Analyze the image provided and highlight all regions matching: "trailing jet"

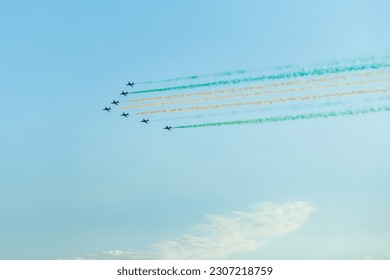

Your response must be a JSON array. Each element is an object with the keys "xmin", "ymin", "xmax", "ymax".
[
  {"xmin": 103, "ymin": 107, "xmax": 111, "ymax": 112},
  {"xmin": 120, "ymin": 91, "xmax": 129, "ymax": 96},
  {"xmin": 141, "ymin": 118, "xmax": 149, "ymax": 124},
  {"xmin": 126, "ymin": 82, "xmax": 135, "ymax": 87},
  {"xmin": 111, "ymin": 100, "xmax": 119, "ymax": 106},
  {"xmin": 121, "ymin": 113, "xmax": 129, "ymax": 118},
  {"xmin": 164, "ymin": 126, "xmax": 172, "ymax": 131}
]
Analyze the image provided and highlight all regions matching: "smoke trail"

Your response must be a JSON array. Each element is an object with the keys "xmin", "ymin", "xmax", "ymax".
[
  {"xmin": 154, "ymin": 94, "xmax": 390, "ymax": 122},
  {"xmin": 121, "ymin": 77, "xmax": 390, "ymax": 109},
  {"xmin": 136, "ymin": 55, "xmax": 390, "ymax": 85},
  {"xmin": 138, "ymin": 63, "xmax": 322, "ymax": 85},
  {"xmin": 129, "ymin": 61, "xmax": 390, "ymax": 95},
  {"xmin": 135, "ymin": 88, "xmax": 390, "ymax": 115},
  {"xmin": 174, "ymin": 106, "xmax": 390, "ymax": 129},
  {"xmin": 139, "ymin": 69, "xmax": 251, "ymax": 85},
  {"xmin": 125, "ymin": 69, "xmax": 388, "ymax": 103},
  {"xmin": 152, "ymin": 100, "xmax": 347, "ymax": 123},
  {"xmin": 125, "ymin": 74, "xmax": 346, "ymax": 103}
]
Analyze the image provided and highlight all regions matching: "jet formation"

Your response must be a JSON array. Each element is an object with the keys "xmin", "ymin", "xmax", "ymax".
[{"xmin": 102, "ymin": 81, "xmax": 172, "ymax": 131}]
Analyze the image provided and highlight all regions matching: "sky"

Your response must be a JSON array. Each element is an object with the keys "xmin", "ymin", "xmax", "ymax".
[{"xmin": 0, "ymin": 0, "xmax": 389, "ymax": 260}]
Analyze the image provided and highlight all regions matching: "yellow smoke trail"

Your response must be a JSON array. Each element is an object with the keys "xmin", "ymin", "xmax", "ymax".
[
  {"xmin": 135, "ymin": 88, "xmax": 390, "ymax": 115},
  {"xmin": 121, "ymin": 77, "xmax": 390, "ymax": 109},
  {"xmin": 125, "ymin": 69, "xmax": 389, "ymax": 104}
]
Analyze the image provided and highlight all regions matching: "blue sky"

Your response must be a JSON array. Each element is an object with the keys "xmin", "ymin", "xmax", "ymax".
[{"xmin": 0, "ymin": 0, "xmax": 389, "ymax": 259}]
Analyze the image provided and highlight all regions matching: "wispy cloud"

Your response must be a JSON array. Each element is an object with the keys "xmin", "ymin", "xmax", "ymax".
[
  {"xmin": 71, "ymin": 201, "xmax": 315, "ymax": 260},
  {"xmin": 362, "ymin": 254, "xmax": 390, "ymax": 260},
  {"xmin": 70, "ymin": 250, "xmax": 153, "ymax": 260},
  {"xmin": 155, "ymin": 201, "xmax": 316, "ymax": 259}
]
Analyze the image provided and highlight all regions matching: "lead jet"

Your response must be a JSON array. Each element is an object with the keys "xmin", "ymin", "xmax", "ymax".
[
  {"xmin": 126, "ymin": 82, "xmax": 135, "ymax": 87},
  {"xmin": 120, "ymin": 91, "xmax": 129, "ymax": 96},
  {"xmin": 111, "ymin": 100, "xmax": 119, "ymax": 106},
  {"xmin": 141, "ymin": 118, "xmax": 149, "ymax": 124},
  {"xmin": 103, "ymin": 106, "xmax": 111, "ymax": 112},
  {"xmin": 121, "ymin": 113, "xmax": 129, "ymax": 118},
  {"xmin": 164, "ymin": 126, "xmax": 172, "ymax": 131}
]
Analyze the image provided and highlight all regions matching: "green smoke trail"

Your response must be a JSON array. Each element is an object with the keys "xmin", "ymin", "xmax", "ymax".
[
  {"xmin": 139, "ymin": 69, "xmax": 251, "ymax": 85},
  {"xmin": 131, "ymin": 61, "xmax": 390, "ymax": 95},
  {"xmin": 137, "ymin": 55, "xmax": 390, "ymax": 85},
  {"xmin": 174, "ymin": 106, "xmax": 390, "ymax": 129}
]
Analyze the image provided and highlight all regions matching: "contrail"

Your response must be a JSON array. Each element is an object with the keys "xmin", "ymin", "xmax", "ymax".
[
  {"xmin": 135, "ymin": 88, "xmax": 390, "ymax": 115},
  {"xmin": 121, "ymin": 77, "xmax": 390, "ymax": 109},
  {"xmin": 125, "ymin": 69, "xmax": 388, "ymax": 103},
  {"xmin": 129, "ymin": 61, "xmax": 390, "ymax": 95},
  {"xmin": 174, "ymin": 106, "xmax": 390, "ymax": 129}
]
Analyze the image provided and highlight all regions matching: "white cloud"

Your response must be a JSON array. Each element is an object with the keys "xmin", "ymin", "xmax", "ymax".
[
  {"xmin": 155, "ymin": 201, "xmax": 316, "ymax": 259},
  {"xmin": 72, "ymin": 201, "xmax": 316, "ymax": 260}
]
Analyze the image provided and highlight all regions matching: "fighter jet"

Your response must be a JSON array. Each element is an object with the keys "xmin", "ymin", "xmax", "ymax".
[
  {"xmin": 126, "ymin": 82, "xmax": 135, "ymax": 87},
  {"xmin": 164, "ymin": 126, "xmax": 172, "ymax": 131},
  {"xmin": 120, "ymin": 91, "xmax": 129, "ymax": 96},
  {"xmin": 121, "ymin": 113, "xmax": 129, "ymax": 118},
  {"xmin": 103, "ymin": 107, "xmax": 111, "ymax": 112},
  {"xmin": 141, "ymin": 119, "xmax": 149, "ymax": 124},
  {"xmin": 111, "ymin": 100, "xmax": 119, "ymax": 106}
]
